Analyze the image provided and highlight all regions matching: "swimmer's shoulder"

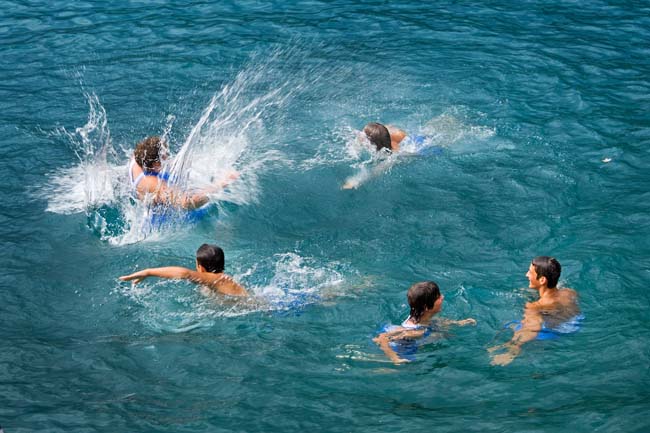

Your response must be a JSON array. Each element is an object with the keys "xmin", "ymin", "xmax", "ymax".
[
  {"xmin": 200, "ymin": 272, "xmax": 247, "ymax": 297},
  {"xmin": 558, "ymin": 287, "xmax": 579, "ymax": 312},
  {"xmin": 386, "ymin": 125, "xmax": 407, "ymax": 147}
]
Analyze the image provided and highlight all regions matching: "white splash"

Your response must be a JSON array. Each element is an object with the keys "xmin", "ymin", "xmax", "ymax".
[
  {"xmin": 44, "ymin": 47, "xmax": 312, "ymax": 244},
  {"xmin": 115, "ymin": 251, "xmax": 351, "ymax": 332}
]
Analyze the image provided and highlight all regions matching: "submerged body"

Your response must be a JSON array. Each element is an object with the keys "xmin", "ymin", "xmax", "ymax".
[
  {"xmin": 374, "ymin": 281, "xmax": 475, "ymax": 364},
  {"xmin": 342, "ymin": 122, "xmax": 441, "ymax": 189},
  {"xmin": 489, "ymin": 256, "xmax": 581, "ymax": 366}
]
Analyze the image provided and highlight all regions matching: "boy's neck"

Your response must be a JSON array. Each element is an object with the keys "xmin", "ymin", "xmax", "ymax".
[{"xmin": 538, "ymin": 285, "xmax": 558, "ymax": 300}]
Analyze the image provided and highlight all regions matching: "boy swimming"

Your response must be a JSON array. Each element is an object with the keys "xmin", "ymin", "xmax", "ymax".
[
  {"xmin": 488, "ymin": 256, "xmax": 581, "ymax": 366},
  {"xmin": 361, "ymin": 122, "xmax": 407, "ymax": 153},
  {"xmin": 119, "ymin": 244, "xmax": 247, "ymax": 297},
  {"xmin": 342, "ymin": 122, "xmax": 441, "ymax": 189},
  {"xmin": 373, "ymin": 281, "xmax": 476, "ymax": 364}
]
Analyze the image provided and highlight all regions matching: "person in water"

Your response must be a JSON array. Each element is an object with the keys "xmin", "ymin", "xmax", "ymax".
[
  {"xmin": 361, "ymin": 122, "xmax": 407, "ymax": 153},
  {"xmin": 488, "ymin": 256, "xmax": 580, "ymax": 366},
  {"xmin": 119, "ymin": 244, "xmax": 247, "ymax": 297},
  {"xmin": 129, "ymin": 136, "xmax": 236, "ymax": 209},
  {"xmin": 342, "ymin": 122, "xmax": 440, "ymax": 189},
  {"xmin": 373, "ymin": 281, "xmax": 476, "ymax": 364}
]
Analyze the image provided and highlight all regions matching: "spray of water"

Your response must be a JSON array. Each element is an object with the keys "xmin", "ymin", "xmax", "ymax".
[
  {"xmin": 335, "ymin": 108, "xmax": 497, "ymax": 189},
  {"xmin": 44, "ymin": 46, "xmax": 319, "ymax": 244},
  {"xmin": 116, "ymin": 251, "xmax": 350, "ymax": 331}
]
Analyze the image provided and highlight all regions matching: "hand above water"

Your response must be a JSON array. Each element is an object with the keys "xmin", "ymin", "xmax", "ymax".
[
  {"xmin": 119, "ymin": 270, "xmax": 148, "ymax": 284},
  {"xmin": 216, "ymin": 170, "xmax": 239, "ymax": 188}
]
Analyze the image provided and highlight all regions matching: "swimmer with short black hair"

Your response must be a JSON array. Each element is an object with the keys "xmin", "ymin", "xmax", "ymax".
[
  {"xmin": 488, "ymin": 256, "xmax": 580, "ymax": 366},
  {"xmin": 374, "ymin": 281, "xmax": 476, "ymax": 364},
  {"xmin": 119, "ymin": 243, "xmax": 247, "ymax": 297}
]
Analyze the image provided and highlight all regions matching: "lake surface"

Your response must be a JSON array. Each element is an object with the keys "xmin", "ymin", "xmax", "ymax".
[{"xmin": 1, "ymin": 1, "xmax": 649, "ymax": 431}]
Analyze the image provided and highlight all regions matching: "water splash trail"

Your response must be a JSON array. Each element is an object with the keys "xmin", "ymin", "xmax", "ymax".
[{"xmin": 44, "ymin": 45, "xmax": 323, "ymax": 244}]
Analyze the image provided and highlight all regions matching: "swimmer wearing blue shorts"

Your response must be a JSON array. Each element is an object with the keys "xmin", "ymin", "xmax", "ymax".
[
  {"xmin": 129, "ymin": 136, "xmax": 238, "ymax": 214},
  {"xmin": 488, "ymin": 256, "xmax": 581, "ymax": 366},
  {"xmin": 374, "ymin": 281, "xmax": 476, "ymax": 364}
]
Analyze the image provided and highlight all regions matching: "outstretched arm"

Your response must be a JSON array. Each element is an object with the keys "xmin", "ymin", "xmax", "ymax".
[
  {"xmin": 119, "ymin": 267, "xmax": 247, "ymax": 297},
  {"xmin": 488, "ymin": 304, "xmax": 543, "ymax": 366},
  {"xmin": 119, "ymin": 267, "xmax": 193, "ymax": 284},
  {"xmin": 438, "ymin": 318, "xmax": 477, "ymax": 327},
  {"xmin": 342, "ymin": 158, "xmax": 396, "ymax": 190},
  {"xmin": 155, "ymin": 183, "xmax": 209, "ymax": 210}
]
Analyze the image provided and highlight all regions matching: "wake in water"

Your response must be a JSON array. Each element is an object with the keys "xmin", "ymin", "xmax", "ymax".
[
  {"xmin": 116, "ymin": 251, "xmax": 353, "ymax": 332},
  {"xmin": 43, "ymin": 47, "xmax": 322, "ymax": 244},
  {"xmin": 333, "ymin": 108, "xmax": 497, "ymax": 189}
]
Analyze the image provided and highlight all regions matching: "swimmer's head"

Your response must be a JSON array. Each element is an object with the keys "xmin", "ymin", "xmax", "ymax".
[
  {"xmin": 530, "ymin": 256, "xmax": 561, "ymax": 289},
  {"xmin": 363, "ymin": 122, "xmax": 391, "ymax": 152},
  {"xmin": 407, "ymin": 281, "xmax": 443, "ymax": 323},
  {"xmin": 196, "ymin": 244, "xmax": 225, "ymax": 273},
  {"xmin": 134, "ymin": 136, "xmax": 167, "ymax": 172}
]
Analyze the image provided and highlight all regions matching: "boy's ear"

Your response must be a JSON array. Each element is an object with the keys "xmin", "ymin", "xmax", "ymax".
[{"xmin": 539, "ymin": 275, "xmax": 547, "ymax": 286}]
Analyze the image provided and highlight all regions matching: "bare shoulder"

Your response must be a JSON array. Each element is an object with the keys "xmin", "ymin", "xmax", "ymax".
[
  {"xmin": 137, "ymin": 175, "xmax": 163, "ymax": 195},
  {"xmin": 559, "ymin": 287, "xmax": 578, "ymax": 301},
  {"xmin": 195, "ymin": 272, "xmax": 247, "ymax": 297},
  {"xmin": 386, "ymin": 125, "xmax": 407, "ymax": 141}
]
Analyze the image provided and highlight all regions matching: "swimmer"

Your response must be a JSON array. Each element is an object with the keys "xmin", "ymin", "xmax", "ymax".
[
  {"xmin": 342, "ymin": 122, "xmax": 440, "ymax": 189},
  {"xmin": 488, "ymin": 256, "xmax": 580, "ymax": 366},
  {"xmin": 373, "ymin": 281, "xmax": 476, "ymax": 364},
  {"xmin": 119, "ymin": 243, "xmax": 247, "ymax": 297},
  {"xmin": 129, "ymin": 136, "xmax": 237, "ymax": 209},
  {"xmin": 361, "ymin": 122, "xmax": 407, "ymax": 153}
]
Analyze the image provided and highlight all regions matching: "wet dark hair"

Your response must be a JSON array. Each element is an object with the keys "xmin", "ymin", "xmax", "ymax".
[
  {"xmin": 196, "ymin": 244, "xmax": 225, "ymax": 273},
  {"xmin": 134, "ymin": 136, "xmax": 165, "ymax": 171},
  {"xmin": 363, "ymin": 122, "xmax": 391, "ymax": 151},
  {"xmin": 531, "ymin": 256, "xmax": 561, "ymax": 289},
  {"xmin": 407, "ymin": 281, "xmax": 441, "ymax": 323}
]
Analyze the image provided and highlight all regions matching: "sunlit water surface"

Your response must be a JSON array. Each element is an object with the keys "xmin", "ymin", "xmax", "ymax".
[{"xmin": 1, "ymin": 1, "xmax": 649, "ymax": 432}]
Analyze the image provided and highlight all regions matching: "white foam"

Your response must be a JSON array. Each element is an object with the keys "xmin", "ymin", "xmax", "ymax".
[{"xmin": 43, "ymin": 47, "xmax": 318, "ymax": 243}]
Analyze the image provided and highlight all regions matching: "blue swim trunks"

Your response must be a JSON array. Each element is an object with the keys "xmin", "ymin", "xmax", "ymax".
[
  {"xmin": 505, "ymin": 314, "xmax": 584, "ymax": 341},
  {"xmin": 400, "ymin": 135, "xmax": 443, "ymax": 156}
]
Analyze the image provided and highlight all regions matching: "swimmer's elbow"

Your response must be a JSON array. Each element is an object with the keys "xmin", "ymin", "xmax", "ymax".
[{"xmin": 182, "ymin": 194, "xmax": 208, "ymax": 210}]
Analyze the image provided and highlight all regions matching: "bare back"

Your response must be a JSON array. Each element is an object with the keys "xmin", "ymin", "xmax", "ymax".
[{"xmin": 528, "ymin": 288, "xmax": 579, "ymax": 326}]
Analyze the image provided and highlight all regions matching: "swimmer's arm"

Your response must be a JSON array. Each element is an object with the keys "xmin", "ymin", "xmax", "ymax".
[
  {"xmin": 137, "ymin": 176, "xmax": 208, "ymax": 210},
  {"xmin": 438, "ymin": 318, "xmax": 477, "ymax": 327},
  {"xmin": 119, "ymin": 267, "xmax": 195, "ymax": 284},
  {"xmin": 155, "ymin": 183, "xmax": 209, "ymax": 210},
  {"xmin": 489, "ymin": 305, "xmax": 544, "ymax": 366},
  {"xmin": 373, "ymin": 328, "xmax": 426, "ymax": 364},
  {"xmin": 119, "ymin": 267, "xmax": 247, "ymax": 297},
  {"xmin": 342, "ymin": 158, "xmax": 394, "ymax": 190}
]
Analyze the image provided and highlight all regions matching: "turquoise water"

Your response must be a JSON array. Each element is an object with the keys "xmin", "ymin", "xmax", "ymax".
[{"xmin": 2, "ymin": 1, "xmax": 650, "ymax": 431}]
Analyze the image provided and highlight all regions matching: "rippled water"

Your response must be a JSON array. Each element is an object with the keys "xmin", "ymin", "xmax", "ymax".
[{"xmin": 2, "ymin": 1, "xmax": 649, "ymax": 432}]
